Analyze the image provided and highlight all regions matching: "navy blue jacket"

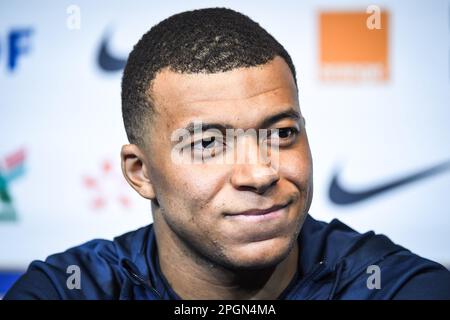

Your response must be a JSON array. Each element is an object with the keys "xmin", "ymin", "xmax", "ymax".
[{"xmin": 5, "ymin": 215, "xmax": 450, "ymax": 299}]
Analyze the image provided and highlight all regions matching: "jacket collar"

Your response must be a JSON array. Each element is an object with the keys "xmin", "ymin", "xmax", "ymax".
[{"xmin": 118, "ymin": 214, "xmax": 403, "ymax": 300}]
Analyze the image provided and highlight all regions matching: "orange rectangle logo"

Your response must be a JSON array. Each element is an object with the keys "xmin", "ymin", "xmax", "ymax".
[{"xmin": 319, "ymin": 10, "xmax": 389, "ymax": 82}]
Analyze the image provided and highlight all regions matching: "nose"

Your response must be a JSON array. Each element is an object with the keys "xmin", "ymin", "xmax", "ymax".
[
  {"xmin": 230, "ymin": 137, "xmax": 280, "ymax": 194},
  {"xmin": 231, "ymin": 164, "xmax": 280, "ymax": 194}
]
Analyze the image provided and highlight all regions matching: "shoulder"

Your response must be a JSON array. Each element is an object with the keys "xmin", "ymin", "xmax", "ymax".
[
  {"xmin": 4, "ymin": 225, "xmax": 152, "ymax": 300},
  {"xmin": 303, "ymin": 216, "xmax": 450, "ymax": 299}
]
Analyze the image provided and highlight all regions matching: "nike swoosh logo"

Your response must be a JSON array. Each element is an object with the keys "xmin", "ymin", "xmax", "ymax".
[
  {"xmin": 329, "ymin": 159, "xmax": 450, "ymax": 205},
  {"xmin": 97, "ymin": 32, "xmax": 127, "ymax": 72}
]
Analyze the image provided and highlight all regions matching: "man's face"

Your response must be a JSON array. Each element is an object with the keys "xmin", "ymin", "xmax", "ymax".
[{"xmin": 142, "ymin": 56, "xmax": 313, "ymax": 269}]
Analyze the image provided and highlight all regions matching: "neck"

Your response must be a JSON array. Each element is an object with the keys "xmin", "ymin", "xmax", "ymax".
[{"xmin": 153, "ymin": 210, "xmax": 299, "ymax": 300}]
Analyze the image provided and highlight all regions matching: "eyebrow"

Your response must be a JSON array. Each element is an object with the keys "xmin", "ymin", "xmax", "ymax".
[
  {"xmin": 260, "ymin": 109, "xmax": 301, "ymax": 128},
  {"xmin": 182, "ymin": 108, "xmax": 301, "ymax": 134},
  {"xmin": 184, "ymin": 122, "xmax": 233, "ymax": 135}
]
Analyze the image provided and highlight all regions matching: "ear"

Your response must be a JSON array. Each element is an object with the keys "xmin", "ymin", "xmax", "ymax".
[{"xmin": 121, "ymin": 144, "xmax": 156, "ymax": 200}]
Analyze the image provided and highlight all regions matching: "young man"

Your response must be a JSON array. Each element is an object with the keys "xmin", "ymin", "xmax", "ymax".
[{"xmin": 5, "ymin": 8, "xmax": 450, "ymax": 300}]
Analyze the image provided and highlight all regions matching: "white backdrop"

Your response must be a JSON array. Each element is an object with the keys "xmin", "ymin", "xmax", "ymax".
[{"xmin": 1, "ymin": 0, "xmax": 449, "ymax": 279}]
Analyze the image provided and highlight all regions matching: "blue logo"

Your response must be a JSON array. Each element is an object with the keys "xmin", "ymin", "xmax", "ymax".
[
  {"xmin": 97, "ymin": 31, "xmax": 126, "ymax": 72},
  {"xmin": 329, "ymin": 159, "xmax": 450, "ymax": 205},
  {"xmin": 1, "ymin": 28, "xmax": 34, "ymax": 72}
]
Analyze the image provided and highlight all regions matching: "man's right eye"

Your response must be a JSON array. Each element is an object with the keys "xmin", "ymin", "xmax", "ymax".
[
  {"xmin": 191, "ymin": 136, "xmax": 225, "ymax": 159},
  {"xmin": 202, "ymin": 137, "xmax": 216, "ymax": 149},
  {"xmin": 193, "ymin": 136, "xmax": 218, "ymax": 150}
]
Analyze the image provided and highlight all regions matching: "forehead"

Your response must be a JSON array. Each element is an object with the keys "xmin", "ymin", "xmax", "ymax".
[{"xmin": 150, "ymin": 56, "xmax": 299, "ymax": 129}]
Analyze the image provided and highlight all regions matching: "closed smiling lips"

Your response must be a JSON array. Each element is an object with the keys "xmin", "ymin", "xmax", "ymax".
[{"xmin": 224, "ymin": 202, "xmax": 291, "ymax": 221}]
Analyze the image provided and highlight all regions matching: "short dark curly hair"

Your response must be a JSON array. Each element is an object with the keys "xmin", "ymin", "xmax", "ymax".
[{"xmin": 121, "ymin": 7, "xmax": 297, "ymax": 147}]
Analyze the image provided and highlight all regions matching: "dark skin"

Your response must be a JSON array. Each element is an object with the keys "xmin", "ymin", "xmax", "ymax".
[{"xmin": 121, "ymin": 56, "xmax": 314, "ymax": 299}]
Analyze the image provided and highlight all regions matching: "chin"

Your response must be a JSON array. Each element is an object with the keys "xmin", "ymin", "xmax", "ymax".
[{"xmin": 223, "ymin": 236, "xmax": 295, "ymax": 270}]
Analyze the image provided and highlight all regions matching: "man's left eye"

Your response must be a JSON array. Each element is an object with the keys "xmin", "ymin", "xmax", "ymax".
[
  {"xmin": 266, "ymin": 127, "xmax": 299, "ymax": 147},
  {"xmin": 271, "ymin": 127, "xmax": 299, "ymax": 139},
  {"xmin": 280, "ymin": 127, "xmax": 297, "ymax": 138}
]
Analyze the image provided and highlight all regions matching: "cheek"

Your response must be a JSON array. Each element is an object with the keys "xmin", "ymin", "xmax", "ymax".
[
  {"xmin": 279, "ymin": 147, "xmax": 312, "ymax": 187},
  {"xmin": 154, "ymin": 162, "xmax": 227, "ymax": 220},
  {"xmin": 278, "ymin": 148, "xmax": 313, "ymax": 216}
]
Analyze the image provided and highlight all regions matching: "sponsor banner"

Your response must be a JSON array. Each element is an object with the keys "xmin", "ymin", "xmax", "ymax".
[{"xmin": 1, "ymin": 0, "xmax": 449, "ymax": 294}]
